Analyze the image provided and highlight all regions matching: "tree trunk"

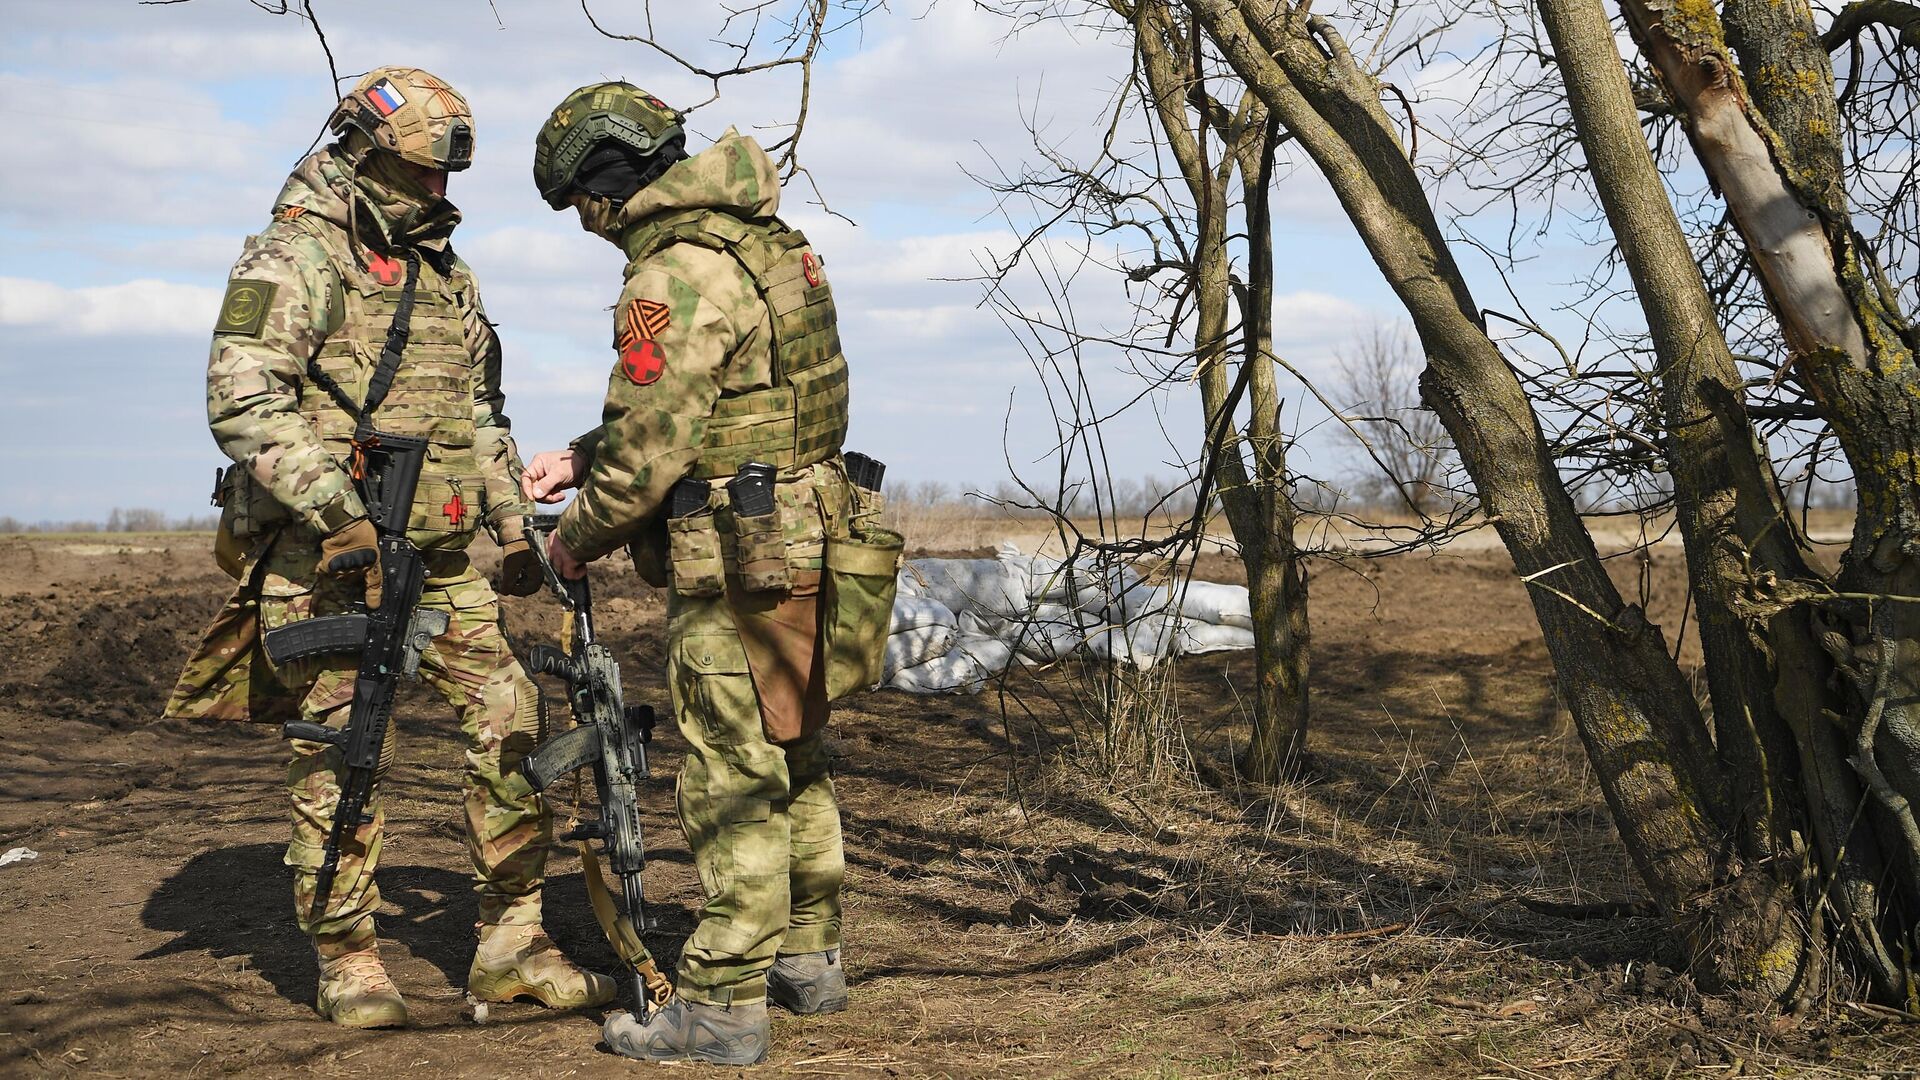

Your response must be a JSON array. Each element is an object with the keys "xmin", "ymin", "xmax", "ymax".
[
  {"xmin": 1617, "ymin": 0, "xmax": 1920, "ymax": 1005},
  {"xmin": 1237, "ymin": 107, "xmax": 1311, "ymax": 779},
  {"xmin": 1534, "ymin": 0, "xmax": 1824, "ymax": 994},
  {"xmin": 1133, "ymin": 0, "xmax": 1310, "ymax": 780}
]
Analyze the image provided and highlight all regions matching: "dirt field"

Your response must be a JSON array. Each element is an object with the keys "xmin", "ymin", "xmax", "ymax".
[{"xmin": 2, "ymin": 530, "xmax": 1915, "ymax": 1078}]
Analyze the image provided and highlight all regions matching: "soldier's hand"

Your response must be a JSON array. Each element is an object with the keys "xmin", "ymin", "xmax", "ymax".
[
  {"xmin": 523, "ymin": 450, "xmax": 586, "ymax": 504},
  {"xmin": 548, "ymin": 530, "xmax": 587, "ymax": 581},
  {"xmin": 318, "ymin": 517, "xmax": 384, "ymax": 609},
  {"xmin": 492, "ymin": 516, "xmax": 545, "ymax": 597},
  {"xmin": 499, "ymin": 536, "xmax": 543, "ymax": 596}
]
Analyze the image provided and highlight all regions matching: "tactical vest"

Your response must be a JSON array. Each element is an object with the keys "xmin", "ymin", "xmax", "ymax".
[
  {"xmin": 285, "ymin": 212, "xmax": 487, "ymax": 550},
  {"xmin": 623, "ymin": 210, "xmax": 850, "ymax": 480}
]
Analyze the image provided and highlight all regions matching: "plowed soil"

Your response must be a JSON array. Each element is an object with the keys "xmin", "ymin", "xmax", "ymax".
[{"xmin": 1, "ymin": 533, "xmax": 1914, "ymax": 1078}]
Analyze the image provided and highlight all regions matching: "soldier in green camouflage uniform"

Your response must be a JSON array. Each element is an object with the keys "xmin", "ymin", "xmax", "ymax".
[
  {"xmin": 166, "ymin": 67, "xmax": 613, "ymax": 1029},
  {"xmin": 523, "ymin": 83, "xmax": 857, "ymax": 1065}
]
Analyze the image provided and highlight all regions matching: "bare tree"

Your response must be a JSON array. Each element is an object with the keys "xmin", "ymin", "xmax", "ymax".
[
  {"xmin": 580, "ymin": 0, "xmax": 888, "ymax": 218},
  {"xmin": 1334, "ymin": 322, "xmax": 1454, "ymax": 515},
  {"xmin": 1154, "ymin": 0, "xmax": 1920, "ymax": 1004}
]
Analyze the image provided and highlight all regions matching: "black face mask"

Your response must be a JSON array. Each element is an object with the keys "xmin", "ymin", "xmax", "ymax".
[{"xmin": 572, "ymin": 137, "xmax": 688, "ymax": 205}]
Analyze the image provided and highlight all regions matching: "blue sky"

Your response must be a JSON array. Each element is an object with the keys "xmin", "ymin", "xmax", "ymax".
[{"xmin": 0, "ymin": 0, "xmax": 1561, "ymax": 522}]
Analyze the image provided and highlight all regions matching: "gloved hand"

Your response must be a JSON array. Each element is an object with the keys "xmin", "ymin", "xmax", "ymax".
[
  {"xmin": 499, "ymin": 538, "xmax": 544, "ymax": 596},
  {"xmin": 318, "ymin": 517, "xmax": 384, "ymax": 609},
  {"xmin": 495, "ymin": 516, "xmax": 544, "ymax": 597}
]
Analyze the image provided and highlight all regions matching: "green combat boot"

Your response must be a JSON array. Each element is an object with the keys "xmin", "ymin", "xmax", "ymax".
[
  {"xmin": 602, "ymin": 998, "xmax": 770, "ymax": 1065},
  {"xmin": 315, "ymin": 944, "xmax": 409, "ymax": 1029},
  {"xmin": 467, "ymin": 923, "xmax": 616, "ymax": 1009},
  {"xmin": 767, "ymin": 950, "xmax": 848, "ymax": 1015}
]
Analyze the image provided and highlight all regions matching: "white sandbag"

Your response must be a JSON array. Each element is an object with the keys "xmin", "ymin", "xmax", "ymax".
[
  {"xmin": 952, "ymin": 631, "xmax": 1016, "ymax": 676},
  {"xmin": 883, "ymin": 624, "xmax": 957, "ymax": 678},
  {"xmin": 1081, "ymin": 613, "xmax": 1175, "ymax": 670},
  {"xmin": 887, "ymin": 650, "xmax": 988, "ymax": 694},
  {"xmin": 953, "ymin": 607, "xmax": 998, "ymax": 638},
  {"xmin": 901, "ymin": 558, "xmax": 1031, "ymax": 626},
  {"xmin": 999, "ymin": 543, "xmax": 1139, "ymax": 610},
  {"xmin": 1177, "ymin": 621, "xmax": 1258, "ymax": 655},
  {"xmin": 890, "ymin": 593, "xmax": 958, "ymax": 635},
  {"xmin": 1008, "ymin": 602, "xmax": 1094, "ymax": 662},
  {"xmin": 1115, "ymin": 580, "xmax": 1174, "ymax": 622},
  {"xmin": 1168, "ymin": 579, "xmax": 1253, "ymax": 628}
]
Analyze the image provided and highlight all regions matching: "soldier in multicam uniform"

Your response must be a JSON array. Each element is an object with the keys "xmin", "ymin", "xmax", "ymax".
[
  {"xmin": 522, "ymin": 83, "xmax": 857, "ymax": 1065},
  {"xmin": 166, "ymin": 67, "xmax": 613, "ymax": 1029}
]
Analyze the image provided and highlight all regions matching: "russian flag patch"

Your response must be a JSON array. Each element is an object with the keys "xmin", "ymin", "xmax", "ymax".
[{"xmin": 367, "ymin": 79, "xmax": 407, "ymax": 116}]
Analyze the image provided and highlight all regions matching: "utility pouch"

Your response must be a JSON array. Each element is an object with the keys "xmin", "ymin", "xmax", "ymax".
[
  {"xmin": 728, "ymin": 463, "xmax": 788, "ymax": 593},
  {"xmin": 214, "ymin": 463, "xmax": 290, "ymax": 577},
  {"xmin": 666, "ymin": 478, "xmax": 724, "ymax": 597},
  {"xmin": 821, "ymin": 522, "xmax": 905, "ymax": 701}
]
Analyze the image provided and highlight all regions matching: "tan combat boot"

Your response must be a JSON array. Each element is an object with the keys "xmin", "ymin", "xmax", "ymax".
[
  {"xmin": 467, "ymin": 923, "xmax": 616, "ymax": 1009},
  {"xmin": 315, "ymin": 942, "xmax": 409, "ymax": 1029}
]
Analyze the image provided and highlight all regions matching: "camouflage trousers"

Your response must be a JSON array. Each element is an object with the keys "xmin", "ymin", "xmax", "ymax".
[
  {"xmin": 258, "ymin": 540, "xmax": 550, "ymax": 948},
  {"xmin": 666, "ymin": 588, "xmax": 845, "ymax": 1006}
]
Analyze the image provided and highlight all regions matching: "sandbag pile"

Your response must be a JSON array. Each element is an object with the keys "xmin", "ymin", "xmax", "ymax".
[{"xmin": 881, "ymin": 542, "xmax": 1259, "ymax": 694}]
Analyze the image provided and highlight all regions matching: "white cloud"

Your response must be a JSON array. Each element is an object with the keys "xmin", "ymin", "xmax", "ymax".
[{"xmin": 0, "ymin": 277, "xmax": 221, "ymax": 337}]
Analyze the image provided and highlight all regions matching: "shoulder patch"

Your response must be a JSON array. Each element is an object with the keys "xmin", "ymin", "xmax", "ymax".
[
  {"xmin": 213, "ymin": 279, "xmax": 278, "ymax": 337},
  {"xmin": 623, "ymin": 298, "xmax": 672, "ymax": 343},
  {"xmin": 620, "ymin": 339, "xmax": 666, "ymax": 385}
]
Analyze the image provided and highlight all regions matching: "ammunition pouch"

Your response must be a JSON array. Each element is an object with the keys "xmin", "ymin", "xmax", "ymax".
[
  {"xmin": 667, "ymin": 495, "xmax": 726, "ymax": 598},
  {"xmin": 731, "ymin": 502, "xmax": 788, "ymax": 593}
]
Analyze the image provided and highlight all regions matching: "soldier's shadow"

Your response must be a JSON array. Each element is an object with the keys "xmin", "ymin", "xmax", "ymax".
[
  {"xmin": 140, "ymin": 844, "xmax": 691, "ymax": 1007},
  {"xmin": 139, "ymin": 843, "xmax": 322, "ymax": 1006},
  {"xmin": 139, "ymin": 844, "xmax": 490, "ymax": 1004}
]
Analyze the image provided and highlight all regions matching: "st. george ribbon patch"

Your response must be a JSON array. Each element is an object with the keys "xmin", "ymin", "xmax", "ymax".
[{"xmin": 625, "ymin": 298, "xmax": 671, "ymax": 342}]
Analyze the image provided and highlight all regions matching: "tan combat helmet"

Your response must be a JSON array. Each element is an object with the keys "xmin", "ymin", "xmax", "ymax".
[
  {"xmin": 533, "ymin": 82, "xmax": 684, "ymax": 208},
  {"xmin": 331, "ymin": 66, "xmax": 475, "ymax": 171}
]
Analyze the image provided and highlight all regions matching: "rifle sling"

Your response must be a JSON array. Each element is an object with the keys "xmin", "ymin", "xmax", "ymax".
[
  {"xmin": 304, "ymin": 251, "xmax": 424, "ymax": 443},
  {"xmin": 579, "ymin": 841, "xmax": 674, "ymax": 1007}
]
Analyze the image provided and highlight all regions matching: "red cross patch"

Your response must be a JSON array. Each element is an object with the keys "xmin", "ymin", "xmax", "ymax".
[
  {"xmin": 367, "ymin": 253, "xmax": 404, "ymax": 286},
  {"xmin": 442, "ymin": 493, "xmax": 466, "ymax": 525},
  {"xmin": 621, "ymin": 339, "xmax": 665, "ymax": 385}
]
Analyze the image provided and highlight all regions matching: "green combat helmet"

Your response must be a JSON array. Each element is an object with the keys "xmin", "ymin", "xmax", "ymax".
[
  {"xmin": 533, "ymin": 82, "xmax": 685, "ymax": 208},
  {"xmin": 331, "ymin": 66, "xmax": 475, "ymax": 171}
]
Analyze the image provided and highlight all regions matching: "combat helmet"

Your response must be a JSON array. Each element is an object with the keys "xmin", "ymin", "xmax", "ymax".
[
  {"xmin": 330, "ymin": 66, "xmax": 475, "ymax": 171},
  {"xmin": 533, "ymin": 82, "xmax": 685, "ymax": 209}
]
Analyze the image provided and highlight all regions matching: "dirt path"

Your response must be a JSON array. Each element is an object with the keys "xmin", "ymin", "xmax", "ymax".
[{"xmin": 1, "ymin": 536, "xmax": 1913, "ymax": 1077}]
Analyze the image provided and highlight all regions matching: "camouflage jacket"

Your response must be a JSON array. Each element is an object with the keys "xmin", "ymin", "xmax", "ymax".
[
  {"xmin": 206, "ymin": 144, "xmax": 533, "ymax": 545},
  {"xmin": 559, "ymin": 131, "xmax": 816, "ymax": 562}
]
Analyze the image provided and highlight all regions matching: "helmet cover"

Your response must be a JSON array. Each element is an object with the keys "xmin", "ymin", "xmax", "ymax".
[
  {"xmin": 331, "ymin": 66, "xmax": 475, "ymax": 172},
  {"xmin": 533, "ymin": 82, "xmax": 684, "ymax": 209}
]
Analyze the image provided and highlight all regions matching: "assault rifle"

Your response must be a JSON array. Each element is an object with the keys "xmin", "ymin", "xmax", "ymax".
[
  {"xmin": 259, "ymin": 433, "xmax": 450, "ymax": 924},
  {"xmin": 517, "ymin": 517, "xmax": 674, "ymax": 1013}
]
